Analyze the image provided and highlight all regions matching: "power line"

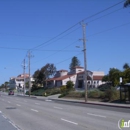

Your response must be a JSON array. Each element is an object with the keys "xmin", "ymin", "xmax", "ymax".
[
  {"xmin": 87, "ymin": 8, "xmax": 123, "ymax": 24},
  {"xmin": 20, "ymin": 1, "xmax": 124, "ymax": 63},
  {"xmin": 32, "ymin": 40, "xmax": 79, "ymax": 64},
  {"xmin": 87, "ymin": 21, "xmax": 130, "ymax": 38},
  {"xmin": 31, "ymin": 21, "xmax": 130, "ymax": 65},
  {"xmin": 83, "ymin": 0, "xmax": 124, "ymax": 21},
  {"xmin": 30, "ymin": 0, "xmax": 124, "ymax": 50},
  {"xmin": 0, "ymin": 47, "xmax": 28, "ymax": 51},
  {"xmin": 55, "ymin": 52, "xmax": 83, "ymax": 65},
  {"xmin": 36, "ymin": 26, "xmax": 81, "ymax": 49},
  {"xmin": 0, "ymin": 46, "xmax": 80, "ymax": 52},
  {"xmin": 1, "ymin": 7, "xmax": 123, "ymax": 52}
]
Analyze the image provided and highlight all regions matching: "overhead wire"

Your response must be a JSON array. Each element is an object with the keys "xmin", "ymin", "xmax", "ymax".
[
  {"xmin": 87, "ymin": 21, "xmax": 130, "ymax": 38},
  {"xmin": 32, "ymin": 40, "xmax": 79, "ymax": 64},
  {"xmin": 87, "ymin": 8, "xmax": 123, "ymax": 24},
  {"xmin": 34, "ymin": 21, "xmax": 130, "ymax": 67},
  {"xmin": 55, "ymin": 52, "xmax": 83, "ymax": 65},
  {"xmin": 21, "ymin": 0, "xmax": 125, "ymax": 69},
  {"xmin": 30, "ymin": 0, "xmax": 124, "ymax": 50},
  {"xmin": 30, "ymin": 7, "xmax": 125, "ymax": 64}
]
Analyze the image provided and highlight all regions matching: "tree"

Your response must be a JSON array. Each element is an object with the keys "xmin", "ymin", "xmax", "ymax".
[
  {"xmin": 0, "ymin": 81, "xmax": 9, "ymax": 91},
  {"xmin": 66, "ymin": 80, "xmax": 74, "ymax": 90},
  {"xmin": 102, "ymin": 74, "xmax": 109, "ymax": 82},
  {"xmin": 44, "ymin": 63, "xmax": 57, "ymax": 78},
  {"xmin": 102, "ymin": 63, "xmax": 130, "ymax": 86},
  {"xmin": 109, "ymin": 68, "xmax": 121, "ymax": 86},
  {"xmin": 123, "ymin": 63, "xmax": 130, "ymax": 70},
  {"xmin": 122, "ymin": 69, "xmax": 130, "ymax": 84},
  {"xmin": 69, "ymin": 56, "xmax": 80, "ymax": 70},
  {"xmin": 33, "ymin": 69, "xmax": 45, "ymax": 85},
  {"xmin": 41, "ymin": 63, "xmax": 57, "ymax": 79},
  {"xmin": 33, "ymin": 63, "xmax": 57, "ymax": 88},
  {"xmin": 102, "ymin": 68, "xmax": 121, "ymax": 87},
  {"xmin": 124, "ymin": 0, "xmax": 130, "ymax": 7}
]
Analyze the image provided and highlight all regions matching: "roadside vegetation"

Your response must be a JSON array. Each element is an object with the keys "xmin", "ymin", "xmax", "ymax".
[{"xmin": 28, "ymin": 80, "xmax": 120, "ymax": 102}]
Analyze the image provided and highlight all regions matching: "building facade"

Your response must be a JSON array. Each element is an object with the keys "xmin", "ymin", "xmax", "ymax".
[
  {"xmin": 46, "ymin": 67, "xmax": 105, "ymax": 89},
  {"xmin": 9, "ymin": 74, "xmax": 34, "ymax": 91}
]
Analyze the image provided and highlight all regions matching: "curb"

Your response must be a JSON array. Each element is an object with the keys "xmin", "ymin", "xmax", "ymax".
[
  {"xmin": 49, "ymin": 98, "xmax": 130, "ymax": 109},
  {"xmin": 17, "ymin": 95, "xmax": 37, "ymax": 98},
  {"xmin": 16, "ymin": 94, "xmax": 130, "ymax": 109}
]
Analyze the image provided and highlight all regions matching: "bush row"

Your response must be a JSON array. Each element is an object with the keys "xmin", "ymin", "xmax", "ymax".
[{"xmin": 59, "ymin": 88, "xmax": 120, "ymax": 101}]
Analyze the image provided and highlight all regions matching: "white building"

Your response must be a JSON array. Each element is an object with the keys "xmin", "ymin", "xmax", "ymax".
[
  {"xmin": 9, "ymin": 74, "xmax": 34, "ymax": 91},
  {"xmin": 46, "ymin": 67, "xmax": 105, "ymax": 89}
]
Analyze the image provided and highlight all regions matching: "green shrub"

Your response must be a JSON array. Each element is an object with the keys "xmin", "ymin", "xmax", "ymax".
[
  {"xmin": 105, "ymin": 87, "xmax": 120, "ymax": 101},
  {"xmin": 58, "ymin": 93, "xmax": 67, "ymax": 98},
  {"xmin": 43, "ymin": 87, "xmax": 61, "ymax": 96},
  {"xmin": 66, "ymin": 91, "xmax": 82, "ymax": 98},
  {"xmin": 26, "ymin": 91, "xmax": 29, "ymax": 95},
  {"xmin": 60, "ymin": 85, "xmax": 67, "ymax": 93},
  {"xmin": 66, "ymin": 81, "xmax": 74, "ymax": 90},
  {"xmin": 88, "ymin": 89, "xmax": 101, "ymax": 98},
  {"xmin": 100, "ymin": 91, "xmax": 106, "ymax": 99},
  {"xmin": 98, "ymin": 83, "xmax": 112, "ymax": 91},
  {"xmin": 81, "ymin": 92, "xmax": 85, "ymax": 97}
]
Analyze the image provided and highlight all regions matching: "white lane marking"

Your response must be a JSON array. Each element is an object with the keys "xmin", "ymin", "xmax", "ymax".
[
  {"xmin": 45, "ymin": 100, "xmax": 52, "ymax": 102},
  {"xmin": 54, "ymin": 106, "xmax": 63, "ymax": 110},
  {"xmin": 61, "ymin": 118, "xmax": 78, "ymax": 125},
  {"xmin": 35, "ymin": 103, "xmax": 40, "ymax": 105},
  {"xmin": 87, "ymin": 113, "xmax": 106, "ymax": 118},
  {"xmin": 9, "ymin": 121, "xmax": 18, "ymax": 129},
  {"xmin": 2, "ymin": 115, "xmax": 7, "ymax": 119},
  {"xmin": 16, "ymin": 104, "xmax": 21, "ymax": 107},
  {"xmin": 0, "ymin": 111, "xmax": 2, "ymax": 113},
  {"xmin": 8, "ymin": 101, "xmax": 11, "ymax": 103},
  {"xmin": 31, "ymin": 109, "xmax": 39, "ymax": 113}
]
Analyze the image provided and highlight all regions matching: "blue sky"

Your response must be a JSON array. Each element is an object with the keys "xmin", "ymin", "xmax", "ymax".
[{"xmin": 0, "ymin": 0, "xmax": 130, "ymax": 85}]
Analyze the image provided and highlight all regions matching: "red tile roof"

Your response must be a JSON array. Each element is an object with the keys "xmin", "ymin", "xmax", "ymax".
[
  {"xmin": 58, "ymin": 70, "xmax": 68, "ymax": 72},
  {"xmin": 93, "ymin": 76, "xmax": 103, "ymax": 80},
  {"xmin": 46, "ymin": 74, "xmax": 76, "ymax": 81},
  {"xmin": 73, "ymin": 66, "xmax": 84, "ymax": 69}
]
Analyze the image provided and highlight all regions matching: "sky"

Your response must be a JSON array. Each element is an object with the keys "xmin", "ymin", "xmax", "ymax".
[{"xmin": 0, "ymin": 0, "xmax": 130, "ymax": 85}]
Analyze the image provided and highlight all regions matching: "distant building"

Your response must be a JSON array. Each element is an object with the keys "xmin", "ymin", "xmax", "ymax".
[
  {"xmin": 9, "ymin": 74, "xmax": 34, "ymax": 91},
  {"xmin": 46, "ymin": 66, "xmax": 105, "ymax": 89}
]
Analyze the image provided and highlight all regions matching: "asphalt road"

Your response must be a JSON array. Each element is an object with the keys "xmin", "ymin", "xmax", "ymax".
[{"xmin": 0, "ymin": 93, "xmax": 130, "ymax": 130}]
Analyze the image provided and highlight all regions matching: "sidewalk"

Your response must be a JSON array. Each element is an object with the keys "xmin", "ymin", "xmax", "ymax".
[
  {"xmin": 17, "ymin": 93, "xmax": 130, "ymax": 108},
  {"xmin": 36, "ymin": 94, "xmax": 130, "ymax": 109}
]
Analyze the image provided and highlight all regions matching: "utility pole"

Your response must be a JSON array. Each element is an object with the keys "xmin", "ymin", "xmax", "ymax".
[
  {"xmin": 23, "ymin": 59, "xmax": 26, "ymax": 95},
  {"xmin": 81, "ymin": 22, "xmax": 88, "ymax": 103},
  {"xmin": 27, "ymin": 50, "xmax": 33, "ymax": 97}
]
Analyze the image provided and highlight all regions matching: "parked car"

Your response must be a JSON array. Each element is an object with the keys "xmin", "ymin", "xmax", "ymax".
[{"xmin": 8, "ymin": 90, "xmax": 14, "ymax": 95}]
